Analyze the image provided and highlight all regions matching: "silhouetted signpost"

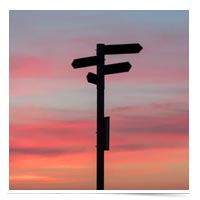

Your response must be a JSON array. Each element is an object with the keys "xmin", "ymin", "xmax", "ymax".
[{"xmin": 71, "ymin": 43, "xmax": 143, "ymax": 190}]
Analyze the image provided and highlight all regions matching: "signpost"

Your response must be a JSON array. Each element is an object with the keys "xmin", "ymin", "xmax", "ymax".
[{"xmin": 71, "ymin": 43, "xmax": 143, "ymax": 190}]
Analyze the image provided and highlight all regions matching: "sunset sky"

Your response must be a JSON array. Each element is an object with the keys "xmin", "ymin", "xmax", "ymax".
[{"xmin": 9, "ymin": 10, "xmax": 189, "ymax": 190}]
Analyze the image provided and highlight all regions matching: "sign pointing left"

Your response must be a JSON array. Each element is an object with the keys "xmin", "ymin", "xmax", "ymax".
[{"xmin": 72, "ymin": 56, "xmax": 98, "ymax": 68}]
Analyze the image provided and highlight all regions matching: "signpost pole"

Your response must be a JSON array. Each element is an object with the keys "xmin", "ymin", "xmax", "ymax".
[{"xmin": 96, "ymin": 44, "xmax": 105, "ymax": 190}]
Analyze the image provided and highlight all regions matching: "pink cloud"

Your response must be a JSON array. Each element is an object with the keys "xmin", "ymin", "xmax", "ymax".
[
  {"xmin": 10, "ymin": 55, "xmax": 56, "ymax": 78},
  {"xmin": 111, "ymin": 112, "xmax": 188, "ymax": 136},
  {"xmin": 9, "ymin": 55, "xmax": 82, "ymax": 81},
  {"xmin": 9, "ymin": 116, "xmax": 188, "ymax": 189},
  {"xmin": 9, "ymin": 150, "xmax": 96, "ymax": 189},
  {"xmin": 10, "ymin": 120, "xmax": 96, "ymax": 149}
]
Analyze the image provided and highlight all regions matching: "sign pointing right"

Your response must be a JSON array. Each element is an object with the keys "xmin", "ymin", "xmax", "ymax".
[
  {"xmin": 104, "ymin": 62, "xmax": 132, "ymax": 75},
  {"xmin": 105, "ymin": 43, "xmax": 143, "ymax": 55}
]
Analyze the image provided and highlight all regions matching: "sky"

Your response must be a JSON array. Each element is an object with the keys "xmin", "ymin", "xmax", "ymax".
[{"xmin": 9, "ymin": 10, "xmax": 189, "ymax": 190}]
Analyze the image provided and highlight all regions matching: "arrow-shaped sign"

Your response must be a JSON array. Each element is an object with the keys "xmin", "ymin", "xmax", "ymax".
[
  {"xmin": 72, "ymin": 56, "xmax": 98, "ymax": 68},
  {"xmin": 87, "ymin": 72, "xmax": 98, "ymax": 85},
  {"xmin": 105, "ymin": 43, "xmax": 143, "ymax": 55},
  {"xmin": 104, "ymin": 62, "xmax": 132, "ymax": 75}
]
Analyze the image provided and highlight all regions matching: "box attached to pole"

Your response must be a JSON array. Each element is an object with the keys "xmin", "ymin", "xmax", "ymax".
[{"xmin": 104, "ymin": 116, "xmax": 110, "ymax": 151}]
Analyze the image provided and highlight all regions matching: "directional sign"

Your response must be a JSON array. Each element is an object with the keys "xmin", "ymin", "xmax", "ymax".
[
  {"xmin": 72, "ymin": 56, "xmax": 98, "ymax": 68},
  {"xmin": 105, "ymin": 43, "xmax": 143, "ymax": 55},
  {"xmin": 104, "ymin": 62, "xmax": 132, "ymax": 75},
  {"xmin": 87, "ymin": 72, "xmax": 98, "ymax": 85}
]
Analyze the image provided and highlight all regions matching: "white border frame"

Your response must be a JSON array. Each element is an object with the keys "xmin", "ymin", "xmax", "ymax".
[{"xmin": 1, "ymin": 0, "xmax": 198, "ymax": 199}]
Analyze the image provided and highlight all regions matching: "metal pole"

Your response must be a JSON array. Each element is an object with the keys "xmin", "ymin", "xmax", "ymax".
[{"xmin": 96, "ymin": 44, "xmax": 105, "ymax": 190}]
